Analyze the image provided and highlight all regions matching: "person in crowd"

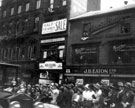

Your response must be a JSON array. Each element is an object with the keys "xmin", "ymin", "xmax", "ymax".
[
  {"xmin": 71, "ymin": 87, "xmax": 83, "ymax": 108},
  {"xmin": 93, "ymin": 83, "xmax": 102, "ymax": 108},
  {"xmin": 25, "ymin": 84, "xmax": 32, "ymax": 96},
  {"xmin": 17, "ymin": 81, "xmax": 26, "ymax": 94},
  {"xmin": 120, "ymin": 82, "xmax": 134, "ymax": 108},
  {"xmin": 116, "ymin": 82, "xmax": 125, "ymax": 108},
  {"xmin": 56, "ymin": 85, "xmax": 65, "ymax": 108},
  {"xmin": 108, "ymin": 84, "xmax": 119, "ymax": 108},
  {"xmin": 82, "ymin": 84, "xmax": 96, "ymax": 108},
  {"xmin": 63, "ymin": 84, "xmax": 74, "ymax": 108},
  {"xmin": 50, "ymin": 83, "xmax": 60, "ymax": 105}
]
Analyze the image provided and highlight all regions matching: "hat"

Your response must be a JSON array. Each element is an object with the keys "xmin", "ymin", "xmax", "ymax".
[
  {"xmin": 118, "ymin": 82, "xmax": 124, "ymax": 87},
  {"xmin": 93, "ymin": 83, "xmax": 101, "ymax": 89},
  {"xmin": 125, "ymin": 82, "xmax": 131, "ymax": 88},
  {"xmin": 84, "ymin": 84, "xmax": 89, "ymax": 88}
]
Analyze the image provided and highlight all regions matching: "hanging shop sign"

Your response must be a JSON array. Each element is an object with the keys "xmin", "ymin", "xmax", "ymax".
[
  {"xmin": 42, "ymin": 18, "xmax": 67, "ymax": 34},
  {"xmin": 39, "ymin": 61, "xmax": 62, "ymax": 70}
]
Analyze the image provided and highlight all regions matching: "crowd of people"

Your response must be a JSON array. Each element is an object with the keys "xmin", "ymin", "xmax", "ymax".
[{"xmin": 3, "ymin": 80, "xmax": 135, "ymax": 108}]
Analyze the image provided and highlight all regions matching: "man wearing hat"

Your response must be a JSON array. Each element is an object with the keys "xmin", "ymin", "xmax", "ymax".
[
  {"xmin": 93, "ymin": 83, "xmax": 102, "ymax": 108},
  {"xmin": 107, "ymin": 84, "xmax": 119, "ymax": 108},
  {"xmin": 119, "ymin": 82, "xmax": 134, "ymax": 108}
]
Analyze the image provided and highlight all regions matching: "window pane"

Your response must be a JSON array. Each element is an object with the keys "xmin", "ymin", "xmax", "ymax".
[
  {"xmin": 62, "ymin": 0, "xmax": 67, "ymax": 6},
  {"xmin": 25, "ymin": 2, "xmax": 30, "ymax": 11},
  {"xmin": 36, "ymin": 0, "xmax": 41, "ymax": 9},
  {"xmin": 11, "ymin": 8, "xmax": 14, "ymax": 15},
  {"xmin": 18, "ymin": 5, "xmax": 22, "ymax": 14},
  {"xmin": 73, "ymin": 46, "xmax": 98, "ymax": 64},
  {"xmin": 111, "ymin": 43, "xmax": 135, "ymax": 64}
]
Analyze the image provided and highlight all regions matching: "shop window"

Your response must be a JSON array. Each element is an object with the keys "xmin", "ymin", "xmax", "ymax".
[
  {"xmin": 25, "ymin": 2, "xmax": 30, "ymax": 12},
  {"xmin": 111, "ymin": 43, "xmax": 135, "ymax": 64},
  {"xmin": 43, "ymin": 51, "xmax": 47, "ymax": 59},
  {"xmin": 36, "ymin": 0, "xmax": 41, "ymax": 9},
  {"xmin": 58, "ymin": 45, "xmax": 65, "ymax": 59},
  {"xmin": 121, "ymin": 23, "xmax": 130, "ymax": 34},
  {"xmin": 72, "ymin": 45, "xmax": 98, "ymax": 64},
  {"xmin": 10, "ymin": 7, "xmax": 14, "ymax": 16}
]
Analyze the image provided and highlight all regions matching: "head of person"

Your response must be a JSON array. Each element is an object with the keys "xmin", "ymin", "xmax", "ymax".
[
  {"xmin": 84, "ymin": 84, "xmax": 89, "ymax": 91},
  {"xmin": 118, "ymin": 82, "xmax": 124, "ymax": 90},
  {"xmin": 124, "ymin": 82, "xmax": 131, "ymax": 90}
]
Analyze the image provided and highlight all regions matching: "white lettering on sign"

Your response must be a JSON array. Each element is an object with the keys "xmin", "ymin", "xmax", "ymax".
[
  {"xmin": 42, "ymin": 18, "xmax": 67, "ymax": 34},
  {"xmin": 39, "ymin": 61, "xmax": 62, "ymax": 70},
  {"xmin": 76, "ymin": 79, "xmax": 83, "ymax": 85},
  {"xmin": 84, "ymin": 69, "xmax": 116, "ymax": 74}
]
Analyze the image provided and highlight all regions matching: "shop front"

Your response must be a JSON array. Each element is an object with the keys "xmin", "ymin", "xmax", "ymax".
[
  {"xmin": 66, "ymin": 5, "xmax": 135, "ymax": 85},
  {"xmin": 65, "ymin": 64, "xmax": 135, "ymax": 85},
  {"xmin": 40, "ymin": 18, "xmax": 68, "ymax": 84},
  {"xmin": 39, "ymin": 61, "xmax": 63, "ymax": 84}
]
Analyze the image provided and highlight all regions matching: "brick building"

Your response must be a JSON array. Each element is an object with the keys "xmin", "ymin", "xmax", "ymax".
[{"xmin": 0, "ymin": 0, "xmax": 101, "ymax": 85}]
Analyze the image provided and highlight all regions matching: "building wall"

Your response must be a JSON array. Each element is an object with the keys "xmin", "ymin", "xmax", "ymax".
[
  {"xmin": 66, "ymin": 7, "xmax": 135, "ymax": 83},
  {"xmin": 0, "ymin": 0, "xmax": 43, "ymax": 84}
]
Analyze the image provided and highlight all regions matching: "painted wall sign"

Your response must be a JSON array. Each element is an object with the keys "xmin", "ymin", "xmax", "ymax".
[
  {"xmin": 39, "ymin": 61, "xmax": 62, "ymax": 70},
  {"xmin": 42, "ymin": 18, "xmax": 67, "ymax": 34},
  {"xmin": 82, "ymin": 14, "xmax": 132, "ymax": 40}
]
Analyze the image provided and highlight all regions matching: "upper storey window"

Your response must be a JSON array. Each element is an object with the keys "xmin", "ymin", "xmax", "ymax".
[
  {"xmin": 121, "ymin": 23, "xmax": 130, "ymax": 34},
  {"xmin": 50, "ymin": 0, "xmax": 54, "ymax": 9},
  {"xmin": 17, "ymin": 5, "xmax": 22, "ymax": 14},
  {"xmin": 3, "ymin": 10, "xmax": 6, "ymax": 18},
  {"xmin": 10, "ymin": 7, "xmax": 14, "ymax": 16},
  {"xmin": 25, "ymin": 2, "xmax": 30, "ymax": 12},
  {"xmin": 62, "ymin": 0, "xmax": 67, "ymax": 6},
  {"xmin": 36, "ymin": 0, "xmax": 41, "ymax": 9},
  {"xmin": 48, "ymin": 0, "xmax": 54, "ymax": 12}
]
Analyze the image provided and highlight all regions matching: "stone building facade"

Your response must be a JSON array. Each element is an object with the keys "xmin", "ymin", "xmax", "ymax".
[{"xmin": 65, "ymin": 5, "xmax": 135, "ymax": 85}]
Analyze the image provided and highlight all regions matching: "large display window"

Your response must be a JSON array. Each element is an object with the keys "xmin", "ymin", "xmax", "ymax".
[
  {"xmin": 72, "ymin": 45, "xmax": 98, "ymax": 65},
  {"xmin": 111, "ymin": 41, "xmax": 135, "ymax": 64}
]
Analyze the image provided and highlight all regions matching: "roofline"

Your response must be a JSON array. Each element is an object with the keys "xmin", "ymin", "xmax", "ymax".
[{"xmin": 70, "ymin": 4, "xmax": 135, "ymax": 21}]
